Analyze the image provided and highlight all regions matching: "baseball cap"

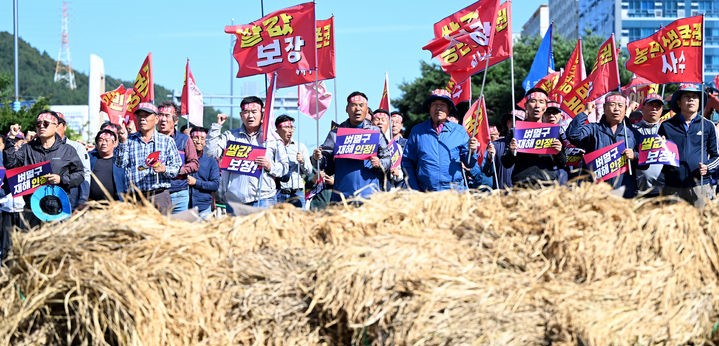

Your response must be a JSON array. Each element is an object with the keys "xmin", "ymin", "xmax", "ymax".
[{"xmin": 135, "ymin": 102, "xmax": 159, "ymax": 114}]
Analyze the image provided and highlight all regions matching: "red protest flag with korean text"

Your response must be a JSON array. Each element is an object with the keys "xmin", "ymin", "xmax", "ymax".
[
  {"xmin": 126, "ymin": 53, "xmax": 154, "ymax": 117},
  {"xmin": 100, "ymin": 84, "xmax": 134, "ymax": 125},
  {"xmin": 181, "ymin": 59, "xmax": 204, "ymax": 127},
  {"xmin": 444, "ymin": 1, "xmax": 512, "ymax": 83},
  {"xmin": 445, "ymin": 77, "xmax": 471, "ymax": 105},
  {"xmin": 516, "ymin": 70, "xmax": 561, "ymax": 110},
  {"xmin": 276, "ymin": 16, "xmax": 335, "ymax": 88},
  {"xmin": 462, "ymin": 96, "xmax": 491, "ymax": 165},
  {"xmin": 225, "ymin": 2, "xmax": 316, "ymax": 78},
  {"xmin": 626, "ymin": 15, "xmax": 703, "ymax": 84},
  {"xmin": 560, "ymin": 35, "xmax": 620, "ymax": 118},
  {"xmin": 424, "ymin": 0, "xmax": 500, "ymax": 71},
  {"xmin": 378, "ymin": 73, "xmax": 390, "ymax": 111},
  {"xmin": 551, "ymin": 39, "xmax": 586, "ymax": 102}
]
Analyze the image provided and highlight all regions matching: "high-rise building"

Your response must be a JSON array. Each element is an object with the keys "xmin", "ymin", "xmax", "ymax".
[
  {"xmin": 550, "ymin": 0, "xmax": 718, "ymax": 84},
  {"xmin": 522, "ymin": 4, "xmax": 550, "ymax": 38},
  {"xmin": 550, "ymin": 0, "xmax": 579, "ymax": 40}
]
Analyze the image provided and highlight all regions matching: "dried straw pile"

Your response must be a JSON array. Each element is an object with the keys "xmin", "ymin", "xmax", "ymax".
[{"xmin": 1, "ymin": 183, "xmax": 718, "ymax": 345}]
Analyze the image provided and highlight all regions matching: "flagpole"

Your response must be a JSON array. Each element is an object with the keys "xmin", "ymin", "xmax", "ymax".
[
  {"xmin": 333, "ymin": 79, "xmax": 339, "ymax": 123},
  {"xmin": 510, "ymin": 55, "xmax": 517, "ymax": 157},
  {"xmin": 468, "ymin": 54, "xmax": 492, "ymax": 165},
  {"xmin": 229, "ymin": 18, "xmax": 235, "ymax": 129},
  {"xmin": 612, "ymin": 33, "xmax": 632, "ymax": 176},
  {"xmin": 701, "ymin": 14, "xmax": 706, "ymax": 187},
  {"xmin": 261, "ymin": 0, "xmax": 268, "ymax": 93},
  {"xmin": 386, "ymin": 71, "xmax": 393, "ymax": 140}
]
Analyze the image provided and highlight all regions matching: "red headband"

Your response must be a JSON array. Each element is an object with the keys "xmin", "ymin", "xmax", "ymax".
[
  {"xmin": 242, "ymin": 103, "xmax": 261, "ymax": 111},
  {"xmin": 159, "ymin": 106, "xmax": 176, "ymax": 115},
  {"xmin": 605, "ymin": 94, "xmax": 626, "ymax": 104},
  {"xmin": 37, "ymin": 113, "xmax": 57, "ymax": 122},
  {"xmin": 277, "ymin": 120, "xmax": 293, "ymax": 128},
  {"xmin": 349, "ymin": 95, "xmax": 367, "ymax": 103},
  {"xmin": 527, "ymin": 92, "xmax": 548, "ymax": 101}
]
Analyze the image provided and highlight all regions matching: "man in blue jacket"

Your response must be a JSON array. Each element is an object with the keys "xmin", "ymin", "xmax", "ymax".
[
  {"xmin": 312, "ymin": 92, "xmax": 391, "ymax": 201},
  {"xmin": 659, "ymin": 84, "xmax": 719, "ymax": 207},
  {"xmin": 187, "ymin": 127, "xmax": 220, "ymax": 219},
  {"xmin": 402, "ymin": 89, "xmax": 478, "ymax": 191},
  {"xmin": 88, "ymin": 129, "xmax": 127, "ymax": 201},
  {"xmin": 566, "ymin": 92, "xmax": 639, "ymax": 198}
]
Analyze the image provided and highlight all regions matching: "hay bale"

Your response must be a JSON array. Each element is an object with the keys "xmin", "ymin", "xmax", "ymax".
[{"xmin": 0, "ymin": 183, "xmax": 718, "ymax": 345}]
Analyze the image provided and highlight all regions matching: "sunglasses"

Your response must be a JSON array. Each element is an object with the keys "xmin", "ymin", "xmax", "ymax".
[{"xmin": 36, "ymin": 120, "xmax": 57, "ymax": 128}]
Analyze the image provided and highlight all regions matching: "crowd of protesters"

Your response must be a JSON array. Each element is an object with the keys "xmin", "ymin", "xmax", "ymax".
[{"xmin": 1, "ymin": 83, "xmax": 718, "ymax": 259}]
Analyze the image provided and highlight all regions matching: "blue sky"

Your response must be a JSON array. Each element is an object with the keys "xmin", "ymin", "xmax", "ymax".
[{"xmin": 1, "ymin": 0, "xmax": 535, "ymax": 145}]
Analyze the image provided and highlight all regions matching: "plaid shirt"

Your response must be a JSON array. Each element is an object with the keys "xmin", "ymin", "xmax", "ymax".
[{"xmin": 114, "ymin": 131, "xmax": 182, "ymax": 192}]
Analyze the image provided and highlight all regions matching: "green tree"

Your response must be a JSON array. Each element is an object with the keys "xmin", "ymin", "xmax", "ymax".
[{"xmin": 394, "ymin": 35, "xmax": 634, "ymax": 134}]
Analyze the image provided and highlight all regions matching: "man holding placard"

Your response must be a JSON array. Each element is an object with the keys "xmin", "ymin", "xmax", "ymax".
[
  {"xmin": 207, "ymin": 96, "xmax": 288, "ymax": 210},
  {"xmin": 3, "ymin": 110, "xmax": 84, "ymax": 228},
  {"xmin": 312, "ymin": 92, "xmax": 390, "ymax": 201}
]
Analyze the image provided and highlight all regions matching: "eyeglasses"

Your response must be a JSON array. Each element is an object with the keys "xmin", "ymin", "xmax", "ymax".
[
  {"xmin": 36, "ymin": 120, "xmax": 57, "ymax": 128},
  {"xmin": 191, "ymin": 136, "xmax": 207, "ymax": 141}
]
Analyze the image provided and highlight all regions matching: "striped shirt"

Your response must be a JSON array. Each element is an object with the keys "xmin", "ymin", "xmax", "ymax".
[{"xmin": 114, "ymin": 131, "xmax": 182, "ymax": 192}]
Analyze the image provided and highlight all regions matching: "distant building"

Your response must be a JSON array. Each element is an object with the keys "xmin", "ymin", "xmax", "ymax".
[
  {"xmin": 522, "ymin": 4, "xmax": 550, "ymax": 38},
  {"xmin": 555, "ymin": 0, "xmax": 719, "ymax": 84},
  {"xmin": 550, "ymin": 0, "xmax": 579, "ymax": 40}
]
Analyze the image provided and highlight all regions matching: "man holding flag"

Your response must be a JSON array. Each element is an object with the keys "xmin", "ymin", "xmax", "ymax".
[
  {"xmin": 207, "ymin": 96, "xmax": 288, "ymax": 209},
  {"xmin": 402, "ymin": 89, "xmax": 478, "ymax": 191},
  {"xmin": 659, "ymin": 84, "xmax": 719, "ymax": 207}
]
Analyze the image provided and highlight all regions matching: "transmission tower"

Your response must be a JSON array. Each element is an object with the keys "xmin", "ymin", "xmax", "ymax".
[{"xmin": 54, "ymin": 1, "xmax": 76, "ymax": 90}]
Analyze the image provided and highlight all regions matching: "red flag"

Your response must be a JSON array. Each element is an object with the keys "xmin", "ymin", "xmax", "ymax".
[
  {"xmin": 462, "ymin": 96, "xmax": 491, "ymax": 165},
  {"xmin": 225, "ymin": 2, "xmax": 316, "ymax": 78},
  {"xmin": 100, "ymin": 84, "xmax": 133, "ymax": 125},
  {"xmin": 714, "ymin": 74, "xmax": 719, "ymax": 88},
  {"xmin": 622, "ymin": 74, "xmax": 659, "ymax": 105},
  {"xmin": 298, "ymin": 80, "xmax": 332, "ymax": 120},
  {"xmin": 445, "ymin": 77, "xmax": 471, "ymax": 105},
  {"xmin": 126, "ymin": 53, "xmax": 154, "ymax": 121},
  {"xmin": 378, "ymin": 73, "xmax": 390, "ymax": 111},
  {"xmin": 261, "ymin": 73, "xmax": 277, "ymax": 142},
  {"xmin": 516, "ymin": 70, "xmax": 561, "ymax": 110},
  {"xmin": 560, "ymin": 35, "xmax": 620, "ymax": 118},
  {"xmin": 551, "ymin": 39, "xmax": 586, "ymax": 101},
  {"xmin": 276, "ymin": 16, "xmax": 336, "ymax": 88},
  {"xmin": 181, "ymin": 59, "xmax": 204, "ymax": 127},
  {"xmin": 424, "ymin": 0, "xmax": 499, "ymax": 66},
  {"xmin": 626, "ymin": 15, "xmax": 703, "ymax": 84},
  {"xmin": 441, "ymin": 1, "xmax": 512, "ymax": 84}
]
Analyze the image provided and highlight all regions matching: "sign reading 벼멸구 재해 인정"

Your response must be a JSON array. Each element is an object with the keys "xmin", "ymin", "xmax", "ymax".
[
  {"xmin": 219, "ymin": 141, "xmax": 267, "ymax": 178},
  {"xmin": 334, "ymin": 128, "xmax": 381, "ymax": 160},
  {"xmin": 6, "ymin": 161, "xmax": 52, "ymax": 197},
  {"xmin": 225, "ymin": 2, "xmax": 316, "ymax": 79},
  {"xmin": 513, "ymin": 121, "xmax": 561, "ymax": 155},
  {"xmin": 583, "ymin": 141, "xmax": 628, "ymax": 182},
  {"xmin": 638, "ymin": 135, "xmax": 680, "ymax": 167}
]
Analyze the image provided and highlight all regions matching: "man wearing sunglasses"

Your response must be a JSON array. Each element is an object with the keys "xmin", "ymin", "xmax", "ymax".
[{"xmin": 3, "ymin": 110, "xmax": 85, "ymax": 228}]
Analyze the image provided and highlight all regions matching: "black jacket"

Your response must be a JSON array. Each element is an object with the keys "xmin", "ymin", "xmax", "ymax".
[{"xmin": 4, "ymin": 134, "xmax": 85, "ymax": 193}]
